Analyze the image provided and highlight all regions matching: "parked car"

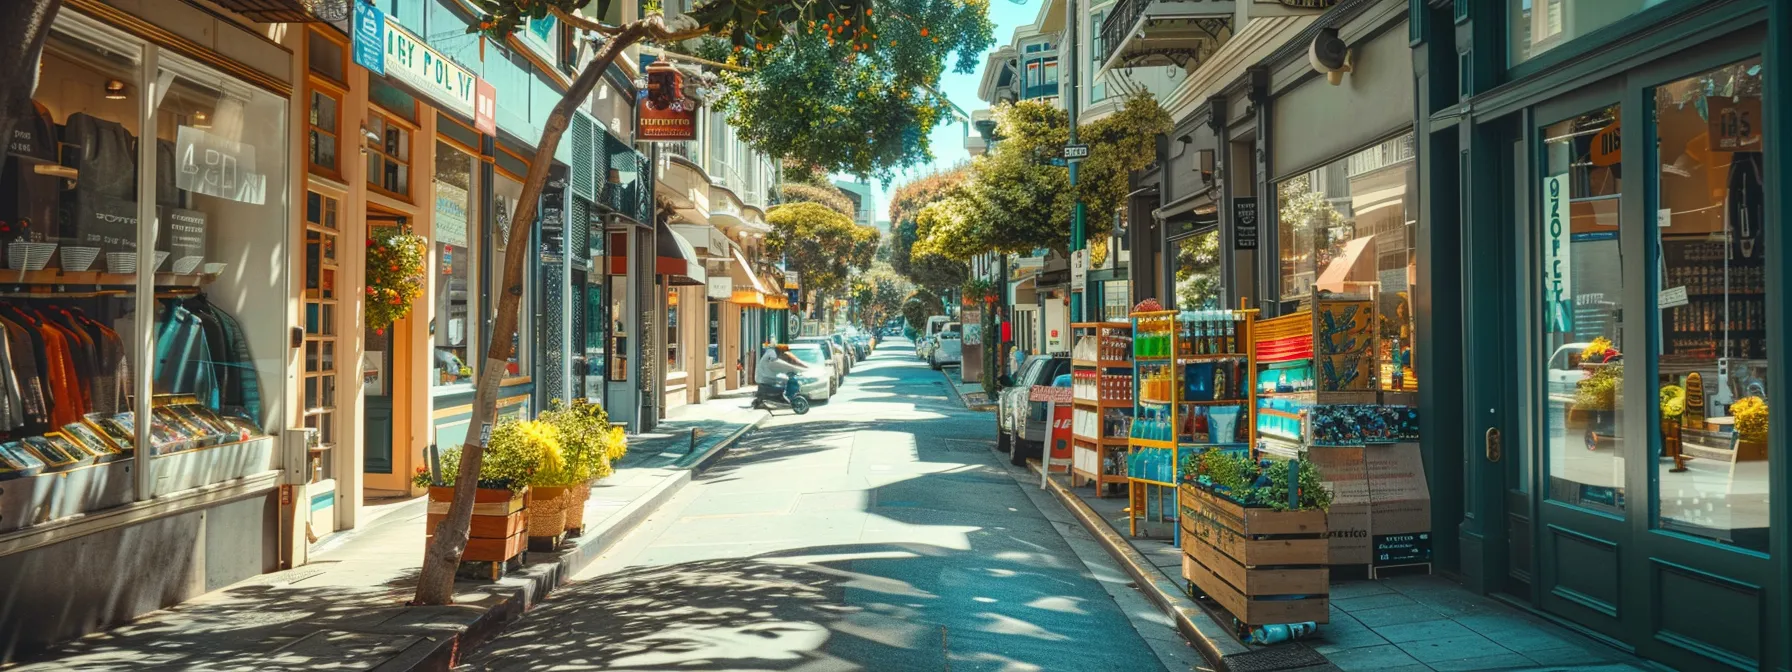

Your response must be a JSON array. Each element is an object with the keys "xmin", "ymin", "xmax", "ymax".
[
  {"xmin": 915, "ymin": 334, "xmax": 937, "ymax": 361},
  {"xmin": 930, "ymin": 324, "xmax": 963, "ymax": 370},
  {"xmin": 780, "ymin": 344, "xmax": 835, "ymax": 402},
  {"xmin": 795, "ymin": 336, "xmax": 847, "ymax": 389},
  {"xmin": 830, "ymin": 333, "xmax": 864, "ymax": 364},
  {"xmin": 996, "ymin": 354, "xmax": 1073, "ymax": 465}
]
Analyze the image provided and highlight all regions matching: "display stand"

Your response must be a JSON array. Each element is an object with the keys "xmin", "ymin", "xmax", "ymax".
[
  {"xmin": 1126, "ymin": 306, "xmax": 1257, "ymax": 538},
  {"xmin": 1068, "ymin": 322, "xmax": 1132, "ymax": 497},
  {"xmin": 1252, "ymin": 288, "xmax": 1431, "ymax": 577}
]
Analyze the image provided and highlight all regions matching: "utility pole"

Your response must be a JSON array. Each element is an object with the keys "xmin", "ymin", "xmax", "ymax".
[{"xmin": 1064, "ymin": 0, "xmax": 1087, "ymax": 321}]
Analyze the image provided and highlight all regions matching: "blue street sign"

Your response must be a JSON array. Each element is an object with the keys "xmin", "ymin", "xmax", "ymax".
[{"xmin": 352, "ymin": 3, "xmax": 386, "ymax": 76}]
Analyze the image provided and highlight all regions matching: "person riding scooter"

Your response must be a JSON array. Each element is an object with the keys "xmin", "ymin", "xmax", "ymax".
[{"xmin": 755, "ymin": 344, "xmax": 809, "ymax": 404}]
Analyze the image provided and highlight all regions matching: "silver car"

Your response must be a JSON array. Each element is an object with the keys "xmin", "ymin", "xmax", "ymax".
[
  {"xmin": 781, "ymin": 344, "xmax": 835, "ymax": 401},
  {"xmin": 996, "ymin": 355, "xmax": 1071, "ymax": 464},
  {"xmin": 930, "ymin": 324, "xmax": 962, "ymax": 369},
  {"xmin": 794, "ymin": 337, "xmax": 847, "ymax": 391}
]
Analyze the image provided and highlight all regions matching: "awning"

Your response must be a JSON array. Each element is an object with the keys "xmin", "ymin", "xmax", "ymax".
[
  {"xmin": 1316, "ymin": 234, "xmax": 1375, "ymax": 292},
  {"xmin": 729, "ymin": 289, "xmax": 766, "ymax": 306},
  {"xmin": 656, "ymin": 221, "xmax": 706, "ymax": 286},
  {"xmin": 765, "ymin": 293, "xmax": 790, "ymax": 310},
  {"xmin": 728, "ymin": 245, "xmax": 768, "ymax": 295}
]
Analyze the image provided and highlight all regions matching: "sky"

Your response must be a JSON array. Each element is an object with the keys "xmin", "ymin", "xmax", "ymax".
[{"xmin": 833, "ymin": 0, "xmax": 1044, "ymax": 223}]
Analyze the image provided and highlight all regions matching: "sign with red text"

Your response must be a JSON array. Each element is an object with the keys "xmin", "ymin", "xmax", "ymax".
[{"xmin": 638, "ymin": 61, "xmax": 697, "ymax": 141}]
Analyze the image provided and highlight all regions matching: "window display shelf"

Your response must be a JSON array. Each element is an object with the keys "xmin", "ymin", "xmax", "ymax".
[
  {"xmin": 0, "ymin": 435, "xmax": 274, "ymax": 534},
  {"xmin": 1071, "ymin": 359, "xmax": 1132, "ymax": 368},
  {"xmin": 0, "ymin": 270, "xmax": 219, "ymax": 290}
]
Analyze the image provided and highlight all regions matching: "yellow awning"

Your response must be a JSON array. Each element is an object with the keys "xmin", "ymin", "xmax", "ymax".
[
  {"xmin": 729, "ymin": 289, "xmax": 766, "ymax": 306},
  {"xmin": 765, "ymin": 294, "xmax": 789, "ymax": 310}
]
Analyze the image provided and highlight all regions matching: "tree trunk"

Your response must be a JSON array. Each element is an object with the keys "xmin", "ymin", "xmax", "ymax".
[
  {"xmin": 0, "ymin": 0, "xmax": 61, "ymax": 185},
  {"xmin": 414, "ymin": 23, "xmax": 649, "ymax": 606}
]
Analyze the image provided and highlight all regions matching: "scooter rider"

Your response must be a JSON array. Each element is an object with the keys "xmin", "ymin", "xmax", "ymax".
[{"xmin": 755, "ymin": 344, "xmax": 809, "ymax": 403}]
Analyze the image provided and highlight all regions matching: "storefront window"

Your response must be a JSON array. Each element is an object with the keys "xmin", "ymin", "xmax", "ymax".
[
  {"xmin": 1508, "ymin": 0, "xmax": 1652, "ymax": 66},
  {"xmin": 1275, "ymin": 133, "xmax": 1418, "ymax": 391},
  {"xmin": 667, "ymin": 288, "xmax": 682, "ymax": 370},
  {"xmin": 707, "ymin": 300, "xmax": 721, "ymax": 367},
  {"xmin": 366, "ymin": 111, "xmax": 410, "ymax": 197},
  {"xmin": 490, "ymin": 172, "xmax": 529, "ymax": 377},
  {"xmin": 303, "ymin": 193, "xmax": 340, "ymax": 458},
  {"xmin": 1537, "ymin": 105, "xmax": 1623, "ymax": 515},
  {"xmin": 308, "ymin": 90, "xmax": 340, "ymax": 175},
  {"xmin": 1651, "ymin": 59, "xmax": 1769, "ymax": 552},
  {"xmin": 1101, "ymin": 281, "xmax": 1129, "ymax": 321},
  {"xmin": 434, "ymin": 140, "xmax": 475, "ymax": 388},
  {"xmin": 1173, "ymin": 230, "xmax": 1220, "ymax": 309}
]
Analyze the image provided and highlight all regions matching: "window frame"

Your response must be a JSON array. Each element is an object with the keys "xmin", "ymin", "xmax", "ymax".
[{"xmin": 365, "ymin": 105, "xmax": 418, "ymax": 201}]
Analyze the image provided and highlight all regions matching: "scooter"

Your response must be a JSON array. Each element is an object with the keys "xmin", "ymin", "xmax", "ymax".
[{"xmin": 751, "ymin": 373, "xmax": 811, "ymax": 415}]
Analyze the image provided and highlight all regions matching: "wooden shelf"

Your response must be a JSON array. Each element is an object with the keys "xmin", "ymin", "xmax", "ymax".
[
  {"xmin": 1073, "ymin": 398, "xmax": 1132, "ymax": 408},
  {"xmin": 1131, "ymin": 477, "xmax": 1178, "ymax": 488},
  {"xmin": 1180, "ymin": 398, "xmax": 1250, "ymax": 406},
  {"xmin": 1071, "ymin": 359, "xmax": 1133, "ymax": 368},
  {"xmin": 1131, "ymin": 438, "xmax": 1176, "ymax": 449},
  {"xmin": 1072, "ymin": 434, "xmax": 1130, "ymax": 447}
]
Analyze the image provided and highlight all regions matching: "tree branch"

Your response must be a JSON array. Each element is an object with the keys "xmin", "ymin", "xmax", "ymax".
[{"xmin": 553, "ymin": 7, "xmax": 712, "ymax": 42}]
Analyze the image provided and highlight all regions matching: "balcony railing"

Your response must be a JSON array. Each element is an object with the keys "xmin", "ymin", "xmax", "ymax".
[
  {"xmin": 662, "ymin": 140, "xmax": 699, "ymax": 163},
  {"xmin": 1097, "ymin": 0, "xmax": 1233, "ymax": 71}
]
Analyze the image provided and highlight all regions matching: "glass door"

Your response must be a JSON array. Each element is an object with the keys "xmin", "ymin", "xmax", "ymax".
[{"xmin": 1528, "ymin": 89, "xmax": 1632, "ymax": 639}]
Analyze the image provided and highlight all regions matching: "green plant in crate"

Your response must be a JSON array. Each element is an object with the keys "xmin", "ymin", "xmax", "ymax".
[
  {"xmin": 1188, "ymin": 450, "xmax": 1331, "ymax": 511},
  {"xmin": 540, "ymin": 399, "xmax": 616, "ymax": 484},
  {"xmin": 410, "ymin": 418, "xmax": 564, "ymax": 490}
]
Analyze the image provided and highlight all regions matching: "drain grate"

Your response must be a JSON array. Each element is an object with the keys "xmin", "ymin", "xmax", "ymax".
[{"xmin": 1223, "ymin": 643, "xmax": 1331, "ymax": 672}]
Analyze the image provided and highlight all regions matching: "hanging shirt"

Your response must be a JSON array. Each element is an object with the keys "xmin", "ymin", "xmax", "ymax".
[{"xmin": 153, "ymin": 302, "xmax": 219, "ymax": 406}]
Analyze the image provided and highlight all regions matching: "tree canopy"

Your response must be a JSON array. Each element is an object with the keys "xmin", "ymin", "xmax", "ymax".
[
  {"xmin": 766, "ymin": 201, "xmax": 879, "ymax": 302},
  {"xmin": 699, "ymin": 0, "xmax": 995, "ymax": 181},
  {"xmin": 778, "ymin": 182, "xmax": 855, "ymax": 217},
  {"xmin": 1075, "ymin": 93, "xmax": 1172, "ymax": 237},
  {"xmin": 851, "ymin": 261, "xmax": 912, "ymax": 327},
  {"xmin": 887, "ymin": 166, "xmax": 970, "ymax": 290}
]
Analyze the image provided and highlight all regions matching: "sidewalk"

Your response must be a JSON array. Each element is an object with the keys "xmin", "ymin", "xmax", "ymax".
[
  {"xmin": 940, "ymin": 365, "xmax": 995, "ymax": 410},
  {"xmin": 1031, "ymin": 466, "xmax": 1661, "ymax": 672},
  {"xmin": 12, "ymin": 392, "xmax": 767, "ymax": 672}
]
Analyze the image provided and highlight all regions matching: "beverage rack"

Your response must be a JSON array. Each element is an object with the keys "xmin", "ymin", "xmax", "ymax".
[
  {"xmin": 1069, "ymin": 322, "xmax": 1133, "ymax": 497},
  {"xmin": 1126, "ymin": 306, "xmax": 1258, "ymax": 538}
]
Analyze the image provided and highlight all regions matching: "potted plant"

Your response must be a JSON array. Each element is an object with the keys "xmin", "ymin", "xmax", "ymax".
[
  {"xmin": 414, "ymin": 418, "xmax": 561, "ymax": 579},
  {"xmin": 1732, "ymin": 395, "xmax": 1768, "ymax": 461},
  {"xmin": 538, "ymin": 399, "xmax": 624, "ymax": 538},
  {"xmin": 1572, "ymin": 338, "xmax": 1622, "ymax": 447},
  {"xmin": 1660, "ymin": 384, "xmax": 1687, "ymax": 472}
]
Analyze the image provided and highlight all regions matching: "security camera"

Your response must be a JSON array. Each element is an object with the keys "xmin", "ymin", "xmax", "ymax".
[{"xmin": 1308, "ymin": 27, "xmax": 1353, "ymax": 85}]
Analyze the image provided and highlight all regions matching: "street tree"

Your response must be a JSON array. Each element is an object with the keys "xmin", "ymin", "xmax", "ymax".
[
  {"xmin": 955, "ymin": 99, "xmax": 1073, "ymax": 254},
  {"xmin": 887, "ymin": 166, "xmax": 969, "ymax": 290},
  {"xmin": 418, "ymin": 0, "xmax": 991, "ymax": 606},
  {"xmin": 778, "ymin": 182, "xmax": 856, "ymax": 217},
  {"xmin": 901, "ymin": 288, "xmax": 945, "ymax": 330},
  {"xmin": 851, "ymin": 262, "xmax": 911, "ymax": 328},
  {"xmin": 767, "ymin": 201, "xmax": 878, "ymax": 321},
  {"xmin": 699, "ymin": 0, "xmax": 994, "ymax": 181},
  {"xmin": 1075, "ymin": 93, "xmax": 1171, "ymax": 237}
]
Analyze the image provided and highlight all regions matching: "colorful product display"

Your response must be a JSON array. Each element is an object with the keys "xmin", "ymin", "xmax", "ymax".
[
  {"xmin": 1308, "ymin": 404, "xmax": 1419, "ymax": 446},
  {"xmin": 1128, "ymin": 447, "xmax": 1176, "ymax": 483}
]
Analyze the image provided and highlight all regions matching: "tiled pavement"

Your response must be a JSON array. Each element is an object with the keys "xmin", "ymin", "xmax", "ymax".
[{"xmin": 1066, "ymin": 485, "xmax": 1658, "ymax": 672}]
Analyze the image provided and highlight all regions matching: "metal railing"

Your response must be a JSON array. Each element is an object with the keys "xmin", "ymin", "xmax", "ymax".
[{"xmin": 1098, "ymin": 0, "xmax": 1145, "ymax": 67}]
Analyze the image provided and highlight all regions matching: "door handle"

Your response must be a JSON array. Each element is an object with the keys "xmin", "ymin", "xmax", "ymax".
[{"xmin": 1485, "ymin": 427, "xmax": 1503, "ymax": 463}]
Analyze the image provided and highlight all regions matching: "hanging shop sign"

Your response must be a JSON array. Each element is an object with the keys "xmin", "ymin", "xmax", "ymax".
[
  {"xmin": 708, "ymin": 276, "xmax": 733, "ymax": 299},
  {"xmin": 784, "ymin": 271, "xmax": 800, "ymax": 289},
  {"xmin": 1070, "ymin": 249, "xmax": 1088, "ymax": 292},
  {"xmin": 352, "ymin": 3, "xmax": 385, "ymax": 76},
  {"xmin": 475, "ymin": 80, "xmax": 498, "ymax": 137},
  {"xmin": 1542, "ymin": 173, "xmax": 1573, "ymax": 333},
  {"xmin": 638, "ymin": 61, "xmax": 698, "ymax": 142},
  {"xmin": 175, "ymin": 125, "xmax": 267, "ymax": 205},
  {"xmin": 384, "ymin": 18, "xmax": 479, "ymax": 118},
  {"xmin": 1708, "ymin": 97, "xmax": 1762, "ymax": 151},
  {"xmin": 1232, "ymin": 196, "xmax": 1259, "ymax": 250}
]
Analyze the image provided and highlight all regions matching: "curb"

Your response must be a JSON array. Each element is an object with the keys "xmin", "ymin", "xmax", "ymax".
[
  {"xmin": 404, "ymin": 412, "xmax": 769, "ymax": 671},
  {"xmin": 1029, "ymin": 463, "xmax": 1254, "ymax": 671},
  {"xmin": 938, "ymin": 369, "xmax": 996, "ymax": 412}
]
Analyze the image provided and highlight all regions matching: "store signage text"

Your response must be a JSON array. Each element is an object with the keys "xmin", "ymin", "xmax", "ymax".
[
  {"xmin": 176, "ymin": 125, "xmax": 266, "ymax": 205},
  {"xmin": 1542, "ymin": 174, "xmax": 1573, "ymax": 333},
  {"xmin": 638, "ymin": 61, "xmax": 698, "ymax": 141},
  {"xmin": 1070, "ymin": 249, "xmax": 1088, "ymax": 293},
  {"xmin": 385, "ymin": 19, "xmax": 478, "ymax": 117},
  {"xmin": 1232, "ymin": 196, "xmax": 1258, "ymax": 250},
  {"xmin": 1709, "ymin": 97, "xmax": 1762, "ymax": 151},
  {"xmin": 352, "ymin": 3, "xmax": 385, "ymax": 76}
]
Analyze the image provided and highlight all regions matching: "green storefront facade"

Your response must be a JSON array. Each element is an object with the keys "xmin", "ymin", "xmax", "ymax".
[{"xmin": 1412, "ymin": 0, "xmax": 1790, "ymax": 669}]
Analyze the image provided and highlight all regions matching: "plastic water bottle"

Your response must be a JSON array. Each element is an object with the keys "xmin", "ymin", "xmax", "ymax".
[{"xmin": 1245, "ymin": 622, "xmax": 1318, "ymax": 645}]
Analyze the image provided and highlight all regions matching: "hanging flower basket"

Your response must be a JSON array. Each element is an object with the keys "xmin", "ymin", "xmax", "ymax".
[{"xmin": 366, "ymin": 228, "xmax": 427, "ymax": 334}]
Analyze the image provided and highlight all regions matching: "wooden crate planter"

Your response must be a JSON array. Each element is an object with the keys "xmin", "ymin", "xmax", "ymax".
[
  {"xmin": 1179, "ymin": 484, "xmax": 1330, "ymax": 626},
  {"xmin": 426, "ymin": 485, "xmax": 529, "ymax": 580}
]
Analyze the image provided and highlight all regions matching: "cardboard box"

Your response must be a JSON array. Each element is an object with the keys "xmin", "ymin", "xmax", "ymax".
[
  {"xmin": 1308, "ymin": 446, "xmax": 1371, "ymax": 565},
  {"xmin": 1366, "ymin": 442, "xmax": 1432, "ymax": 567}
]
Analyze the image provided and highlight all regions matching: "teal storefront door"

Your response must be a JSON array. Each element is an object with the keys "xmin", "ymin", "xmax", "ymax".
[{"xmin": 1474, "ymin": 22, "xmax": 1786, "ymax": 669}]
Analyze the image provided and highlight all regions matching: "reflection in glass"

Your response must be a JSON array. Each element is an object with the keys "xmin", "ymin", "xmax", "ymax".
[
  {"xmin": 1507, "ymin": 0, "xmax": 1652, "ymax": 66},
  {"xmin": 491, "ymin": 173, "xmax": 529, "ymax": 376},
  {"xmin": 1652, "ymin": 59, "xmax": 1770, "ymax": 553},
  {"xmin": 1275, "ymin": 134, "xmax": 1418, "ymax": 391},
  {"xmin": 1539, "ymin": 105, "xmax": 1624, "ymax": 515},
  {"xmin": 434, "ymin": 142, "xmax": 474, "ymax": 387},
  {"xmin": 1174, "ymin": 229, "xmax": 1220, "ymax": 310}
]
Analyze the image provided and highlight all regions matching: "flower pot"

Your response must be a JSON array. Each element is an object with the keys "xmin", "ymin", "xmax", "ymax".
[
  {"xmin": 1736, "ymin": 437, "xmax": 1769, "ymax": 462},
  {"xmin": 426, "ymin": 485, "xmax": 529, "ymax": 580},
  {"xmin": 527, "ymin": 485, "xmax": 571, "ymax": 550},
  {"xmin": 565, "ymin": 482, "xmax": 593, "ymax": 536}
]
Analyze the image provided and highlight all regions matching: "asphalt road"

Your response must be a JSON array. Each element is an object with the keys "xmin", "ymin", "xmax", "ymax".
[{"xmin": 460, "ymin": 339, "xmax": 1196, "ymax": 671}]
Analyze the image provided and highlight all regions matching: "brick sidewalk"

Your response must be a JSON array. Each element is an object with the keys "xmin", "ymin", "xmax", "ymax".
[{"xmin": 12, "ymin": 395, "xmax": 767, "ymax": 672}]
